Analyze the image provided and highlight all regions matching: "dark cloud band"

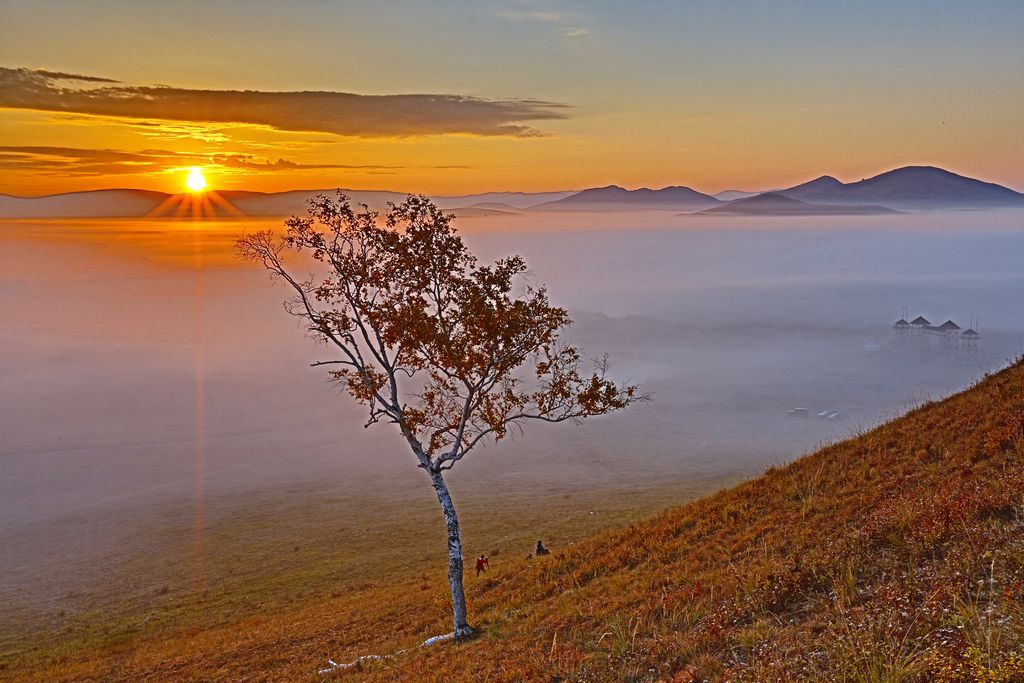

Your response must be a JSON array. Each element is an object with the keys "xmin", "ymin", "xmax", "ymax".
[
  {"xmin": 0, "ymin": 146, "xmax": 469, "ymax": 176},
  {"xmin": 0, "ymin": 67, "xmax": 568, "ymax": 137}
]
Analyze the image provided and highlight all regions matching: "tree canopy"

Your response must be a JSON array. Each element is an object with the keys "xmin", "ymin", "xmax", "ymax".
[{"xmin": 238, "ymin": 193, "xmax": 641, "ymax": 474}]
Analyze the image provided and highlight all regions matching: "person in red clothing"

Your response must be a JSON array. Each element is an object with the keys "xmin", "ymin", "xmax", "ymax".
[{"xmin": 475, "ymin": 554, "xmax": 490, "ymax": 577}]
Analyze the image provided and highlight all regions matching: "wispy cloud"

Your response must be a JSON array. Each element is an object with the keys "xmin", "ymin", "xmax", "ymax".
[
  {"xmin": 498, "ymin": 2, "xmax": 591, "ymax": 42},
  {"xmin": 0, "ymin": 67, "xmax": 568, "ymax": 138},
  {"xmin": 44, "ymin": 113, "xmax": 338, "ymax": 151},
  {"xmin": 0, "ymin": 146, "xmax": 471, "ymax": 177},
  {"xmin": 31, "ymin": 69, "xmax": 120, "ymax": 84},
  {"xmin": 503, "ymin": 10, "xmax": 565, "ymax": 23}
]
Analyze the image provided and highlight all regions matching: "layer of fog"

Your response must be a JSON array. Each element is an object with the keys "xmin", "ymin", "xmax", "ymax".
[{"xmin": 1, "ymin": 210, "xmax": 1022, "ymax": 620}]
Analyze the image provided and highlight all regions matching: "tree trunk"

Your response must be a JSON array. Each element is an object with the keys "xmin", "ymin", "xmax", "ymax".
[{"xmin": 428, "ymin": 468, "xmax": 473, "ymax": 639}]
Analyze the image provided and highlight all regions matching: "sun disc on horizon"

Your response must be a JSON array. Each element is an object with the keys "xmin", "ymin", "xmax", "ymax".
[{"xmin": 185, "ymin": 167, "xmax": 208, "ymax": 193}]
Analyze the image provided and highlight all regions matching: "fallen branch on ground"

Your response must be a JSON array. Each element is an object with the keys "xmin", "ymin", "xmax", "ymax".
[{"xmin": 317, "ymin": 631, "xmax": 455, "ymax": 675}]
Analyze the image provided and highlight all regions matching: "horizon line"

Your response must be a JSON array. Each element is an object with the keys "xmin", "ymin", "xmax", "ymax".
[{"xmin": 3, "ymin": 163, "xmax": 1024, "ymax": 199}]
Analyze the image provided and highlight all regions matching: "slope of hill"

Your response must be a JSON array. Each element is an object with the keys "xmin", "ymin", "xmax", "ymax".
[
  {"xmin": 537, "ymin": 185, "xmax": 722, "ymax": 211},
  {"xmin": 14, "ymin": 359, "xmax": 1024, "ymax": 682},
  {"xmin": 780, "ymin": 166, "xmax": 1024, "ymax": 208},
  {"xmin": 699, "ymin": 192, "xmax": 897, "ymax": 216}
]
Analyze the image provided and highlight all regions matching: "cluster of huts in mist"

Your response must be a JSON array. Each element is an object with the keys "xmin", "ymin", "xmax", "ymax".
[{"xmin": 892, "ymin": 314, "xmax": 980, "ymax": 361}]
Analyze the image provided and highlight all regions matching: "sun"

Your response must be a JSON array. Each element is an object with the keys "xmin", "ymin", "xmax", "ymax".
[{"xmin": 185, "ymin": 167, "xmax": 208, "ymax": 193}]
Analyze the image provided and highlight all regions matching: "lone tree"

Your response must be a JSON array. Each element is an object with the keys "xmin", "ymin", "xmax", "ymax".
[{"xmin": 238, "ymin": 193, "xmax": 643, "ymax": 639}]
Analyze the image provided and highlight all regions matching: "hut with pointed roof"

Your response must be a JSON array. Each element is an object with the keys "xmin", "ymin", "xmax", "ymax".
[
  {"xmin": 960, "ymin": 327, "xmax": 980, "ymax": 363},
  {"xmin": 893, "ymin": 317, "xmax": 910, "ymax": 345},
  {"xmin": 908, "ymin": 315, "xmax": 931, "ymax": 347},
  {"xmin": 934, "ymin": 319, "xmax": 960, "ymax": 351}
]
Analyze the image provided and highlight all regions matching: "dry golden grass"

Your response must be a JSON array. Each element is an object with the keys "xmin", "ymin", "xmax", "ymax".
[{"xmin": 7, "ymin": 360, "xmax": 1024, "ymax": 682}]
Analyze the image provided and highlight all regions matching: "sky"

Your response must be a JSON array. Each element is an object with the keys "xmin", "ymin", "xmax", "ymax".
[{"xmin": 0, "ymin": 0, "xmax": 1022, "ymax": 196}]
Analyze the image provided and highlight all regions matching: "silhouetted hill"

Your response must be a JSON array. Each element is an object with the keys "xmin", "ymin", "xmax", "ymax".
[
  {"xmin": 780, "ymin": 166, "xmax": 1024, "ymax": 208},
  {"xmin": 536, "ymin": 184, "xmax": 722, "ymax": 210},
  {"xmin": 779, "ymin": 174, "xmax": 845, "ymax": 200},
  {"xmin": 700, "ymin": 191, "xmax": 897, "ymax": 216}
]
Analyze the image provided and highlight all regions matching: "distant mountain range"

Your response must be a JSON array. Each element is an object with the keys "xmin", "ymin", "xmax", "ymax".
[
  {"xmin": 1, "ymin": 166, "xmax": 1020, "ymax": 218},
  {"xmin": 0, "ymin": 189, "xmax": 171, "ymax": 218},
  {"xmin": 0, "ymin": 188, "xmax": 573, "ymax": 219},
  {"xmin": 213, "ymin": 189, "xmax": 558, "ymax": 216},
  {"xmin": 544, "ymin": 166, "xmax": 1023, "ymax": 214}
]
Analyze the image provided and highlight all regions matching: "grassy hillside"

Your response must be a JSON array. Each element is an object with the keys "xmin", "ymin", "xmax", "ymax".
[{"xmin": 9, "ymin": 360, "xmax": 1024, "ymax": 682}]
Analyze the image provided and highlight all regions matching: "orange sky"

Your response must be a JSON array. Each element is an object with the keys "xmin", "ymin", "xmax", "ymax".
[{"xmin": 1, "ymin": 1, "xmax": 1022, "ymax": 196}]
